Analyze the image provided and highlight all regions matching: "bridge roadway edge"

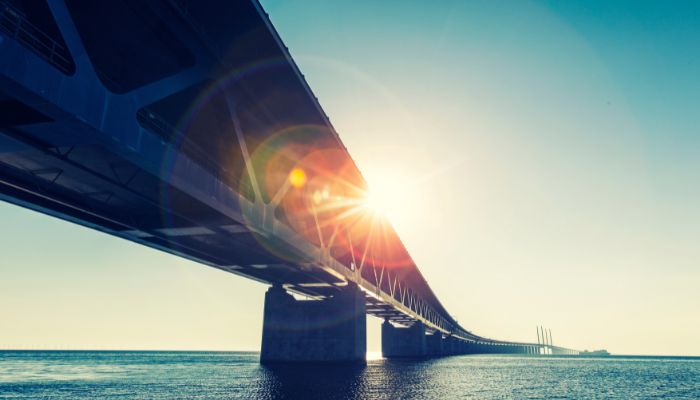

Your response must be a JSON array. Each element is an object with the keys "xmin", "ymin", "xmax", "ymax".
[{"xmin": 0, "ymin": 0, "xmax": 583, "ymax": 361}]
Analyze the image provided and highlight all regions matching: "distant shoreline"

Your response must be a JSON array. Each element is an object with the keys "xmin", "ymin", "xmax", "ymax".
[{"xmin": 1, "ymin": 350, "xmax": 699, "ymax": 360}]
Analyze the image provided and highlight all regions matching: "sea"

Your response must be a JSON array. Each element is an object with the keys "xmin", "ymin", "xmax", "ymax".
[{"xmin": 0, "ymin": 351, "xmax": 698, "ymax": 399}]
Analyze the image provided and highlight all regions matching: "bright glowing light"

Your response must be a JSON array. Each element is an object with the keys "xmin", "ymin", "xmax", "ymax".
[
  {"xmin": 288, "ymin": 167, "xmax": 307, "ymax": 188},
  {"xmin": 362, "ymin": 170, "xmax": 417, "ymax": 228},
  {"xmin": 364, "ymin": 188, "xmax": 394, "ymax": 216}
]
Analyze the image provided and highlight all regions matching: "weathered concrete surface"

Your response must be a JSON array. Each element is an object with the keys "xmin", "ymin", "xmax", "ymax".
[
  {"xmin": 381, "ymin": 320, "xmax": 427, "ymax": 358},
  {"xmin": 442, "ymin": 336, "xmax": 457, "ymax": 355},
  {"xmin": 260, "ymin": 283, "xmax": 366, "ymax": 363},
  {"xmin": 426, "ymin": 332, "xmax": 444, "ymax": 356}
]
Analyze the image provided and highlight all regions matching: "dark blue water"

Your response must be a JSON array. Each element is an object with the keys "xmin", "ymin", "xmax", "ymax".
[{"xmin": 1, "ymin": 351, "xmax": 698, "ymax": 399}]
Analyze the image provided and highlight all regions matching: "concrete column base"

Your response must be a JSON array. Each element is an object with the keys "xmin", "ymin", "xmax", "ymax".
[
  {"xmin": 260, "ymin": 283, "xmax": 366, "ymax": 363},
  {"xmin": 444, "ymin": 336, "xmax": 459, "ymax": 355},
  {"xmin": 382, "ymin": 320, "xmax": 427, "ymax": 358},
  {"xmin": 426, "ymin": 332, "xmax": 443, "ymax": 356}
]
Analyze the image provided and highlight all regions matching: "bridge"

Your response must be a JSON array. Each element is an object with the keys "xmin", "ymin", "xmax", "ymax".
[{"xmin": 0, "ymin": 0, "xmax": 580, "ymax": 362}]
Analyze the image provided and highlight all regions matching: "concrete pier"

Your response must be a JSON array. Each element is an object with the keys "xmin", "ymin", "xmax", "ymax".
[
  {"xmin": 426, "ymin": 332, "xmax": 444, "ymax": 356},
  {"xmin": 260, "ymin": 283, "xmax": 366, "ymax": 363},
  {"xmin": 381, "ymin": 322, "xmax": 545, "ymax": 358},
  {"xmin": 441, "ymin": 335, "xmax": 462, "ymax": 355},
  {"xmin": 382, "ymin": 320, "xmax": 427, "ymax": 358}
]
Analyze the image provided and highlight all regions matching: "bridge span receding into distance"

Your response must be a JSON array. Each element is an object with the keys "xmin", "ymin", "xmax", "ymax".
[{"xmin": 0, "ymin": 0, "xmax": 580, "ymax": 362}]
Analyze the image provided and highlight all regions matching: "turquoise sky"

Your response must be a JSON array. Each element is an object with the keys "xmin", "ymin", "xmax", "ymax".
[{"xmin": 1, "ymin": 0, "xmax": 698, "ymax": 355}]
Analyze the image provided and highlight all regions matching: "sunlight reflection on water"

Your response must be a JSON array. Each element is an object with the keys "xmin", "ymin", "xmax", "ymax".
[{"xmin": 1, "ymin": 351, "xmax": 699, "ymax": 399}]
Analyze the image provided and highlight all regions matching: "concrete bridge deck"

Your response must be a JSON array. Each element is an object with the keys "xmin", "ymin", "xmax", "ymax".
[{"xmin": 0, "ymin": 0, "xmax": 580, "ymax": 361}]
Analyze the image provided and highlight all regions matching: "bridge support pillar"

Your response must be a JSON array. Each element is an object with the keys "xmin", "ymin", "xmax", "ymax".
[
  {"xmin": 426, "ymin": 332, "xmax": 443, "ymax": 356},
  {"xmin": 444, "ymin": 336, "xmax": 460, "ymax": 355},
  {"xmin": 260, "ymin": 283, "xmax": 366, "ymax": 363},
  {"xmin": 382, "ymin": 320, "xmax": 427, "ymax": 358},
  {"xmin": 457, "ymin": 339, "xmax": 468, "ymax": 354}
]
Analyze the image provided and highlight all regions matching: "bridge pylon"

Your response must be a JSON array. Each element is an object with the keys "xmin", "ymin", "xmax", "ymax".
[{"xmin": 260, "ymin": 283, "xmax": 366, "ymax": 363}]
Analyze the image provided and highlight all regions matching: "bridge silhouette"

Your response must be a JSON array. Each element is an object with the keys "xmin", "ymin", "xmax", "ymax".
[{"xmin": 0, "ymin": 0, "xmax": 579, "ymax": 362}]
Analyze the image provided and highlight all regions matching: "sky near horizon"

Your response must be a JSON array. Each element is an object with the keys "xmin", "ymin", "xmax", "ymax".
[{"xmin": 1, "ymin": 0, "xmax": 699, "ymax": 355}]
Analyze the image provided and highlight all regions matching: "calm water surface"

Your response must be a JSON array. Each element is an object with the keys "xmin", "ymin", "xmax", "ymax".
[{"xmin": 0, "ymin": 351, "xmax": 698, "ymax": 399}]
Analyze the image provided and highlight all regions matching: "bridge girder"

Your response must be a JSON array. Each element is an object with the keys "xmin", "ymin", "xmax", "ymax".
[{"xmin": 0, "ymin": 0, "xmax": 578, "ymax": 353}]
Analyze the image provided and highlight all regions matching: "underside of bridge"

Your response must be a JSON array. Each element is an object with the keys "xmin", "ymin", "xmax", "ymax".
[{"xmin": 0, "ymin": 0, "xmax": 579, "ymax": 361}]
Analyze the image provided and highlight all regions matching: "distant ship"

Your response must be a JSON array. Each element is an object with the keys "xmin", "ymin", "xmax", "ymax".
[{"xmin": 579, "ymin": 350, "xmax": 611, "ymax": 356}]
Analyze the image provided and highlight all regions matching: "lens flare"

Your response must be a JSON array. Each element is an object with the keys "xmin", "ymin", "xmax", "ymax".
[{"xmin": 288, "ymin": 168, "xmax": 307, "ymax": 188}]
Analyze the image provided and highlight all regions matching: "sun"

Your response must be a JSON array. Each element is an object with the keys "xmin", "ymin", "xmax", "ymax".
[
  {"xmin": 361, "ymin": 170, "xmax": 415, "ymax": 228},
  {"xmin": 363, "ymin": 186, "xmax": 394, "ymax": 217}
]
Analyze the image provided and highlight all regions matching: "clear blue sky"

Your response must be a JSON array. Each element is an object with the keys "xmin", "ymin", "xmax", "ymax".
[{"xmin": 1, "ymin": 0, "xmax": 698, "ymax": 355}]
